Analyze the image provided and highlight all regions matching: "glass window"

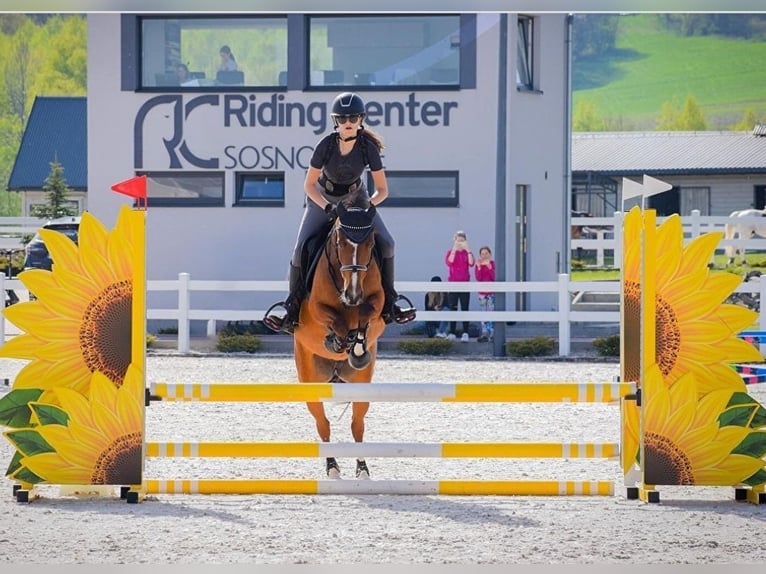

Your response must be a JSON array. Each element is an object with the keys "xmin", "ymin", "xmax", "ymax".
[
  {"xmin": 367, "ymin": 171, "xmax": 459, "ymax": 207},
  {"xmin": 139, "ymin": 16, "xmax": 287, "ymax": 90},
  {"xmin": 308, "ymin": 15, "xmax": 461, "ymax": 89},
  {"xmin": 140, "ymin": 172, "xmax": 225, "ymax": 207},
  {"xmin": 516, "ymin": 16, "xmax": 534, "ymax": 90},
  {"xmin": 235, "ymin": 173, "xmax": 285, "ymax": 207}
]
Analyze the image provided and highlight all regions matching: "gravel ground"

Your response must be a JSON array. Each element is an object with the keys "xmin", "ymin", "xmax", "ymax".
[{"xmin": 1, "ymin": 354, "xmax": 766, "ymax": 564}]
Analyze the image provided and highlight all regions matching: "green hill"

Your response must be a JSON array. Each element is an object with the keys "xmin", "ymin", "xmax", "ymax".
[{"xmin": 572, "ymin": 14, "xmax": 766, "ymax": 130}]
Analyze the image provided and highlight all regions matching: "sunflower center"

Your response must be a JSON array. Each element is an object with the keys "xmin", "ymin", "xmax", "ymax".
[
  {"xmin": 80, "ymin": 280, "xmax": 132, "ymax": 388},
  {"xmin": 622, "ymin": 282, "xmax": 681, "ymax": 384},
  {"xmin": 643, "ymin": 431, "xmax": 695, "ymax": 485},
  {"xmin": 623, "ymin": 280, "xmax": 642, "ymax": 385},
  {"xmin": 655, "ymin": 294, "xmax": 680, "ymax": 377},
  {"xmin": 91, "ymin": 431, "xmax": 143, "ymax": 485}
]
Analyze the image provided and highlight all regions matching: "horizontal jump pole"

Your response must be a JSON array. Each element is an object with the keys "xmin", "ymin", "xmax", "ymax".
[
  {"xmin": 142, "ymin": 479, "xmax": 615, "ymax": 496},
  {"xmin": 148, "ymin": 382, "xmax": 635, "ymax": 404},
  {"xmin": 145, "ymin": 441, "xmax": 620, "ymax": 459}
]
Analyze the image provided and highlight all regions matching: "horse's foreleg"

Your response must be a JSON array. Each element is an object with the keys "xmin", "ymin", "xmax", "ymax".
[
  {"xmin": 350, "ymin": 401, "xmax": 369, "ymax": 442},
  {"xmin": 724, "ymin": 224, "xmax": 736, "ymax": 265},
  {"xmin": 306, "ymin": 400, "xmax": 341, "ymax": 477}
]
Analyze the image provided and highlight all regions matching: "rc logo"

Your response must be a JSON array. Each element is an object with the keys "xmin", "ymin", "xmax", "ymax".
[{"xmin": 133, "ymin": 94, "xmax": 220, "ymax": 169}]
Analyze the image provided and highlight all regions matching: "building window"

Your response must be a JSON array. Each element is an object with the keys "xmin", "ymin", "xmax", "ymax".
[
  {"xmin": 516, "ymin": 15, "xmax": 534, "ymax": 90},
  {"xmin": 308, "ymin": 15, "xmax": 462, "ymax": 89},
  {"xmin": 139, "ymin": 16, "xmax": 287, "ymax": 90},
  {"xmin": 366, "ymin": 170, "xmax": 458, "ymax": 207},
  {"xmin": 235, "ymin": 173, "xmax": 285, "ymax": 206},
  {"xmin": 139, "ymin": 172, "xmax": 225, "ymax": 207}
]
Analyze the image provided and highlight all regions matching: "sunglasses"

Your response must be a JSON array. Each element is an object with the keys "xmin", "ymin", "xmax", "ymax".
[{"xmin": 334, "ymin": 114, "xmax": 363, "ymax": 124}]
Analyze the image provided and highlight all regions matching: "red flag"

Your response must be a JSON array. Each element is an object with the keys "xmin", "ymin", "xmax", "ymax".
[{"xmin": 111, "ymin": 175, "xmax": 147, "ymax": 208}]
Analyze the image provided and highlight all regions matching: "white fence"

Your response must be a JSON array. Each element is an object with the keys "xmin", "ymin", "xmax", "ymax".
[
  {"xmin": 571, "ymin": 209, "xmax": 766, "ymax": 268},
  {"xmin": 4, "ymin": 273, "xmax": 766, "ymax": 357},
  {"xmin": 0, "ymin": 216, "xmax": 44, "ymax": 238}
]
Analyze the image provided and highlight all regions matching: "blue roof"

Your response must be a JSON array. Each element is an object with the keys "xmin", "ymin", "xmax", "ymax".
[{"xmin": 8, "ymin": 96, "xmax": 87, "ymax": 191}]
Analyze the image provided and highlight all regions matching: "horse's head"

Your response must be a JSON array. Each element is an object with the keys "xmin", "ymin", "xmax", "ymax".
[{"xmin": 333, "ymin": 200, "xmax": 377, "ymax": 306}]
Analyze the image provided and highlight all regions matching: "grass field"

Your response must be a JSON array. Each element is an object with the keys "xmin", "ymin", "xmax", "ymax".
[
  {"xmin": 571, "ymin": 253, "xmax": 766, "ymax": 282},
  {"xmin": 573, "ymin": 15, "xmax": 766, "ymax": 129}
]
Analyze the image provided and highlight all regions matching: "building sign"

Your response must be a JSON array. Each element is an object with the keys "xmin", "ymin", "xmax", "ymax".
[{"xmin": 133, "ymin": 93, "xmax": 458, "ymax": 171}]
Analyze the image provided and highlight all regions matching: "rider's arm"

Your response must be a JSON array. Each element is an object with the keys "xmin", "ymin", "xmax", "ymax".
[
  {"xmin": 369, "ymin": 169, "xmax": 388, "ymax": 206},
  {"xmin": 304, "ymin": 166, "xmax": 329, "ymax": 208}
]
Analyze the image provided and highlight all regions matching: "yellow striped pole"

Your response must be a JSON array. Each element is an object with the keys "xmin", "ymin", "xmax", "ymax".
[
  {"xmin": 149, "ymin": 382, "xmax": 635, "ymax": 403},
  {"xmin": 145, "ymin": 441, "xmax": 620, "ymax": 459},
  {"xmin": 143, "ymin": 479, "xmax": 615, "ymax": 496}
]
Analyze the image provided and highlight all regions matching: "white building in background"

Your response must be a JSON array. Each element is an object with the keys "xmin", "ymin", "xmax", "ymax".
[{"xmin": 86, "ymin": 13, "xmax": 572, "ymax": 321}]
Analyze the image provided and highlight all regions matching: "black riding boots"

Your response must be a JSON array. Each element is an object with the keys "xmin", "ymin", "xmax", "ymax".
[
  {"xmin": 381, "ymin": 257, "xmax": 417, "ymax": 325},
  {"xmin": 263, "ymin": 264, "xmax": 304, "ymax": 335}
]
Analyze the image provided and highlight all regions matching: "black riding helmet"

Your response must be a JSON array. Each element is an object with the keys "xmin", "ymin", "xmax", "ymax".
[{"xmin": 331, "ymin": 92, "xmax": 366, "ymax": 126}]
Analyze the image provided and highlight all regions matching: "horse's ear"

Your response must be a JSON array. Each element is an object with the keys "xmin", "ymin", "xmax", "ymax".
[
  {"xmin": 366, "ymin": 204, "xmax": 377, "ymax": 220},
  {"xmin": 336, "ymin": 201, "xmax": 348, "ymax": 218}
]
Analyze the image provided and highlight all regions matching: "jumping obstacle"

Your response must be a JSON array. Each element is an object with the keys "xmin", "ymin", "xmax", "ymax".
[
  {"xmin": 143, "ymin": 479, "xmax": 615, "ymax": 496},
  {"xmin": 148, "ymin": 381, "xmax": 634, "ymax": 403},
  {"xmin": 135, "ymin": 380, "xmax": 634, "ymax": 500},
  {"xmin": 145, "ymin": 441, "xmax": 620, "ymax": 459}
]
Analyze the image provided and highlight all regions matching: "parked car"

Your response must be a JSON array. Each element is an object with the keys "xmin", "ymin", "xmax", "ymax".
[{"xmin": 23, "ymin": 216, "xmax": 81, "ymax": 272}]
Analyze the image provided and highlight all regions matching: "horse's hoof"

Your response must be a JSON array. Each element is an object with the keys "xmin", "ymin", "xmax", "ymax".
[
  {"xmin": 324, "ymin": 334, "xmax": 344, "ymax": 354},
  {"xmin": 348, "ymin": 351, "xmax": 371, "ymax": 370},
  {"xmin": 356, "ymin": 460, "xmax": 370, "ymax": 480},
  {"xmin": 326, "ymin": 457, "xmax": 341, "ymax": 479}
]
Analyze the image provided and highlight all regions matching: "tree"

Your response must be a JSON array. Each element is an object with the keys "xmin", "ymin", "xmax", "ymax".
[
  {"xmin": 656, "ymin": 96, "xmax": 708, "ymax": 131},
  {"xmin": 731, "ymin": 108, "xmax": 764, "ymax": 131},
  {"xmin": 572, "ymin": 99, "xmax": 607, "ymax": 131},
  {"xmin": 572, "ymin": 14, "xmax": 620, "ymax": 62},
  {"xmin": 34, "ymin": 159, "xmax": 77, "ymax": 220}
]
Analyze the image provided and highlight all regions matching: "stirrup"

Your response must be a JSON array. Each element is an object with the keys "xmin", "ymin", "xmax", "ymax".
[
  {"xmin": 263, "ymin": 301, "xmax": 297, "ymax": 334},
  {"xmin": 392, "ymin": 294, "xmax": 417, "ymax": 325}
]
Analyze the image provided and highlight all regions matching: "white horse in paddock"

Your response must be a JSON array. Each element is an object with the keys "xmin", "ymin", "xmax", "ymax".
[{"xmin": 724, "ymin": 208, "xmax": 766, "ymax": 265}]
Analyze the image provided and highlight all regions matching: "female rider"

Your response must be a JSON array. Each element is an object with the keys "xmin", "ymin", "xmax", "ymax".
[{"xmin": 264, "ymin": 92, "xmax": 416, "ymax": 334}]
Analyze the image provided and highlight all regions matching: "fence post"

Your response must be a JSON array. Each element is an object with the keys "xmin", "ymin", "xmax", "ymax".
[
  {"xmin": 558, "ymin": 273, "xmax": 571, "ymax": 357},
  {"xmin": 612, "ymin": 211, "xmax": 623, "ymax": 271},
  {"xmin": 596, "ymin": 231, "xmax": 605, "ymax": 267},
  {"xmin": 760, "ymin": 278, "xmax": 766, "ymax": 357},
  {"xmin": 0, "ymin": 275, "xmax": 5, "ymax": 347},
  {"xmin": 689, "ymin": 209, "xmax": 701, "ymax": 239},
  {"xmin": 178, "ymin": 272, "xmax": 190, "ymax": 353}
]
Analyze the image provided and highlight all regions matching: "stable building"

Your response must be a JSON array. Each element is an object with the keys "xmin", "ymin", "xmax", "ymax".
[{"xmin": 572, "ymin": 130, "xmax": 766, "ymax": 217}]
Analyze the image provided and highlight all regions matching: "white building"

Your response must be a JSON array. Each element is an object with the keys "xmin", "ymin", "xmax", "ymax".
[{"xmin": 86, "ymin": 13, "xmax": 572, "ymax": 317}]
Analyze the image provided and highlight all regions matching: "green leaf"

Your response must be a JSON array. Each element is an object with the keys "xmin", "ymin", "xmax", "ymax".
[
  {"xmin": 30, "ymin": 403, "xmax": 69, "ymax": 426},
  {"xmin": 742, "ymin": 468, "xmax": 766, "ymax": 488},
  {"xmin": 731, "ymin": 432, "xmax": 766, "ymax": 458},
  {"xmin": 718, "ymin": 405, "xmax": 756, "ymax": 428},
  {"xmin": 4, "ymin": 429, "xmax": 55, "ymax": 457},
  {"xmin": 749, "ymin": 405, "xmax": 766, "ymax": 429},
  {"xmin": 726, "ymin": 392, "xmax": 755, "ymax": 408},
  {"xmin": 5, "ymin": 450, "xmax": 23, "ymax": 478},
  {"xmin": 0, "ymin": 389, "xmax": 44, "ymax": 428},
  {"xmin": 12, "ymin": 466, "xmax": 44, "ymax": 485}
]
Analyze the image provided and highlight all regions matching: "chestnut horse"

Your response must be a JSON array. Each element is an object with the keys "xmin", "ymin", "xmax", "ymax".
[{"xmin": 293, "ymin": 199, "xmax": 385, "ymax": 479}]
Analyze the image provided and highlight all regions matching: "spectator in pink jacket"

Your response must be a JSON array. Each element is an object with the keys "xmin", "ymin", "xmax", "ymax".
[
  {"xmin": 474, "ymin": 246, "xmax": 496, "ymax": 342},
  {"xmin": 445, "ymin": 230, "xmax": 475, "ymax": 341}
]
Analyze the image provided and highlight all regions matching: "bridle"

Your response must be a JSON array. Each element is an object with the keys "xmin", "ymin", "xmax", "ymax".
[{"xmin": 325, "ymin": 217, "xmax": 375, "ymax": 293}]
